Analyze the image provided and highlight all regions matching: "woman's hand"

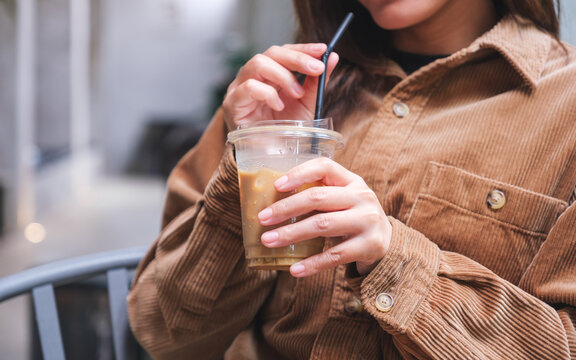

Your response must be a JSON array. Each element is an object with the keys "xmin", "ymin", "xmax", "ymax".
[
  {"xmin": 257, "ymin": 158, "xmax": 392, "ymax": 277},
  {"xmin": 222, "ymin": 43, "xmax": 339, "ymax": 130}
]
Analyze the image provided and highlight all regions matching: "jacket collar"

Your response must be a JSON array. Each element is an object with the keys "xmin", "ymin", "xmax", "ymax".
[
  {"xmin": 380, "ymin": 15, "xmax": 552, "ymax": 90},
  {"xmin": 467, "ymin": 15, "xmax": 552, "ymax": 89}
]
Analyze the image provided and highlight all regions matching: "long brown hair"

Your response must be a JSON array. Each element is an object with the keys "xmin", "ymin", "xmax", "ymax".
[{"xmin": 293, "ymin": 0, "xmax": 561, "ymax": 119}]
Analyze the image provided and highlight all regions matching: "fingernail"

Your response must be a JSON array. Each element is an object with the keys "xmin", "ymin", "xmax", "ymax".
[
  {"xmin": 291, "ymin": 263, "xmax": 305, "ymax": 275},
  {"xmin": 275, "ymin": 98, "xmax": 285, "ymax": 110},
  {"xmin": 258, "ymin": 208, "xmax": 272, "ymax": 221},
  {"xmin": 274, "ymin": 176, "xmax": 288, "ymax": 189},
  {"xmin": 292, "ymin": 82, "xmax": 305, "ymax": 96},
  {"xmin": 261, "ymin": 231, "xmax": 278, "ymax": 245},
  {"xmin": 308, "ymin": 60, "xmax": 324, "ymax": 72},
  {"xmin": 311, "ymin": 43, "xmax": 326, "ymax": 52}
]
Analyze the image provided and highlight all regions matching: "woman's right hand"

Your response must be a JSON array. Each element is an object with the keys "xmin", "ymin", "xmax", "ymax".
[{"xmin": 222, "ymin": 43, "xmax": 339, "ymax": 131}]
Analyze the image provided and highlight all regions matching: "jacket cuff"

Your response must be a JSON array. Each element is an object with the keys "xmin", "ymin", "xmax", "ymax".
[
  {"xmin": 358, "ymin": 216, "xmax": 441, "ymax": 334},
  {"xmin": 203, "ymin": 145, "xmax": 242, "ymax": 234}
]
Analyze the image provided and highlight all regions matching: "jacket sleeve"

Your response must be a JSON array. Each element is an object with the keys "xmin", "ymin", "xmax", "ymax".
[
  {"xmin": 347, "ymin": 204, "xmax": 576, "ymax": 359},
  {"xmin": 127, "ymin": 109, "xmax": 277, "ymax": 359}
]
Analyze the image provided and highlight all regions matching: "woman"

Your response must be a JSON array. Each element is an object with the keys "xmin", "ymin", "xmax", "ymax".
[{"xmin": 128, "ymin": 0, "xmax": 576, "ymax": 358}]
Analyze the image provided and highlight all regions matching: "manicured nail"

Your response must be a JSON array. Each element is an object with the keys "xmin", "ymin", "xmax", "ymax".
[
  {"xmin": 311, "ymin": 43, "xmax": 326, "ymax": 52},
  {"xmin": 258, "ymin": 208, "xmax": 272, "ymax": 221},
  {"xmin": 291, "ymin": 263, "xmax": 305, "ymax": 275},
  {"xmin": 275, "ymin": 98, "xmax": 285, "ymax": 110},
  {"xmin": 274, "ymin": 175, "xmax": 288, "ymax": 189},
  {"xmin": 292, "ymin": 82, "xmax": 305, "ymax": 96},
  {"xmin": 308, "ymin": 60, "xmax": 324, "ymax": 72},
  {"xmin": 261, "ymin": 231, "xmax": 278, "ymax": 245}
]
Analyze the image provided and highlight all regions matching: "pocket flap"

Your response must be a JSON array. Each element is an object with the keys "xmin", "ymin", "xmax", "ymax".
[{"xmin": 415, "ymin": 162, "xmax": 567, "ymax": 234}]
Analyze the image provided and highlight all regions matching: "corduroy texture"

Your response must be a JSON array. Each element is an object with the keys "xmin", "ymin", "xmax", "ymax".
[{"xmin": 128, "ymin": 16, "xmax": 576, "ymax": 359}]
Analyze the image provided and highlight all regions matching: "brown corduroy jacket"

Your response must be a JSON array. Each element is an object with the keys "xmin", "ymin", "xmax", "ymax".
[{"xmin": 128, "ymin": 16, "xmax": 576, "ymax": 359}]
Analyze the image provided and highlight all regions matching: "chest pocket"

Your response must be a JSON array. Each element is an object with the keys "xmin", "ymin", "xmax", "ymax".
[{"xmin": 406, "ymin": 162, "xmax": 567, "ymax": 284}]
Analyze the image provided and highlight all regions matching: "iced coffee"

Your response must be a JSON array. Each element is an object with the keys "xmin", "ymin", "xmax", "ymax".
[
  {"xmin": 239, "ymin": 167, "xmax": 324, "ymax": 270},
  {"xmin": 227, "ymin": 119, "xmax": 343, "ymax": 270}
]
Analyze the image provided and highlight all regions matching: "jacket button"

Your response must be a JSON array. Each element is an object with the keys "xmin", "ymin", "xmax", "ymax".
[
  {"xmin": 374, "ymin": 292, "xmax": 394, "ymax": 312},
  {"xmin": 487, "ymin": 189, "xmax": 506, "ymax": 210},
  {"xmin": 344, "ymin": 297, "xmax": 363, "ymax": 314},
  {"xmin": 393, "ymin": 102, "xmax": 409, "ymax": 118}
]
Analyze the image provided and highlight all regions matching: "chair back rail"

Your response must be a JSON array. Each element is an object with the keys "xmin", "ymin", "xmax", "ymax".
[
  {"xmin": 0, "ymin": 247, "xmax": 146, "ymax": 301},
  {"xmin": 0, "ymin": 247, "xmax": 148, "ymax": 360}
]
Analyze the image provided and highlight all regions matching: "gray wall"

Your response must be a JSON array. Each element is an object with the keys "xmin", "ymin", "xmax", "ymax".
[
  {"xmin": 560, "ymin": 1, "xmax": 576, "ymax": 45},
  {"xmin": 0, "ymin": 1, "xmax": 17, "ymax": 229},
  {"xmin": 0, "ymin": 3, "xmax": 16, "ymax": 171},
  {"xmin": 35, "ymin": 0, "xmax": 71, "ymax": 158}
]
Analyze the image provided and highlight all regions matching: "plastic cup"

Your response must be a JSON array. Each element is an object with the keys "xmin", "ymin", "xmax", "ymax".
[{"xmin": 227, "ymin": 118, "xmax": 343, "ymax": 270}]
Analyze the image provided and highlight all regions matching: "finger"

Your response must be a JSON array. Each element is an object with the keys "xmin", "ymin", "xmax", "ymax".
[
  {"xmin": 299, "ymin": 52, "xmax": 340, "ymax": 110},
  {"xmin": 282, "ymin": 43, "xmax": 328, "ymax": 56},
  {"xmin": 268, "ymin": 43, "xmax": 329, "ymax": 71},
  {"xmin": 326, "ymin": 52, "xmax": 340, "ymax": 74},
  {"xmin": 238, "ymin": 46, "xmax": 327, "ymax": 86},
  {"xmin": 265, "ymin": 45, "xmax": 326, "ymax": 76},
  {"xmin": 235, "ymin": 54, "xmax": 306, "ymax": 98},
  {"xmin": 258, "ymin": 186, "xmax": 357, "ymax": 226},
  {"xmin": 274, "ymin": 157, "xmax": 359, "ymax": 192},
  {"xmin": 300, "ymin": 51, "xmax": 339, "ymax": 88},
  {"xmin": 226, "ymin": 43, "xmax": 325, "ymax": 89},
  {"xmin": 261, "ymin": 209, "xmax": 364, "ymax": 248},
  {"xmin": 223, "ymin": 79, "xmax": 284, "ymax": 120},
  {"xmin": 290, "ymin": 237, "xmax": 368, "ymax": 277}
]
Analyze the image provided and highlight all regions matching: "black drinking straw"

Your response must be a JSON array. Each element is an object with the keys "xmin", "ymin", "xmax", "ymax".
[{"xmin": 313, "ymin": 12, "xmax": 354, "ymax": 120}]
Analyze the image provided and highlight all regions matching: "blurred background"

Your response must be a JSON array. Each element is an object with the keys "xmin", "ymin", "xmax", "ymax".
[
  {"xmin": 0, "ymin": 0, "xmax": 574, "ymax": 359},
  {"xmin": 0, "ymin": 0, "xmax": 294, "ymax": 358}
]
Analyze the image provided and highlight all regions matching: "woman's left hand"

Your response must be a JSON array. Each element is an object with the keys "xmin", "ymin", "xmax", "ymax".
[{"xmin": 257, "ymin": 157, "xmax": 392, "ymax": 277}]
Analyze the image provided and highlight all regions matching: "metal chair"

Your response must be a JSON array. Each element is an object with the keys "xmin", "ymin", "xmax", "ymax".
[{"xmin": 0, "ymin": 246, "xmax": 148, "ymax": 360}]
